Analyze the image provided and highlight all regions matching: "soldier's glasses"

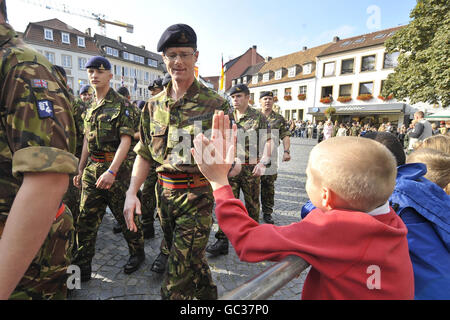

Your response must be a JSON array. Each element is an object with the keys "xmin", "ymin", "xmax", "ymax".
[{"xmin": 164, "ymin": 51, "xmax": 197, "ymax": 62}]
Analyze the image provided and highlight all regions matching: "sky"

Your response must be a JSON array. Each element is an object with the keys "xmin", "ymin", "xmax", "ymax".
[{"xmin": 8, "ymin": 0, "xmax": 418, "ymax": 77}]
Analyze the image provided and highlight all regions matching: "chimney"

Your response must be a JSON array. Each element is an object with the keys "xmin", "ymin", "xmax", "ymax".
[
  {"xmin": 333, "ymin": 36, "xmax": 340, "ymax": 43},
  {"xmin": 251, "ymin": 45, "xmax": 257, "ymax": 65},
  {"xmin": 117, "ymin": 36, "xmax": 122, "ymax": 43},
  {"xmin": 85, "ymin": 28, "xmax": 91, "ymax": 36},
  {"xmin": 265, "ymin": 56, "xmax": 272, "ymax": 62},
  {"xmin": 302, "ymin": 46, "xmax": 308, "ymax": 51}
]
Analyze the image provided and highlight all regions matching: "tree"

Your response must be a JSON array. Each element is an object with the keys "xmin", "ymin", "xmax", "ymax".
[{"xmin": 382, "ymin": 0, "xmax": 449, "ymax": 108}]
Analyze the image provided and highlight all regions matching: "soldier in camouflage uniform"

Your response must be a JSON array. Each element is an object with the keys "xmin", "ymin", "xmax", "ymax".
[
  {"xmin": 207, "ymin": 84, "xmax": 272, "ymax": 256},
  {"xmin": 259, "ymin": 91, "xmax": 291, "ymax": 225},
  {"xmin": 123, "ymin": 24, "xmax": 230, "ymax": 300},
  {"xmin": 72, "ymin": 56, "xmax": 144, "ymax": 281},
  {"xmin": 63, "ymin": 84, "xmax": 92, "ymax": 224},
  {"xmin": 350, "ymin": 121, "xmax": 361, "ymax": 137},
  {"xmin": 0, "ymin": 1, "xmax": 78, "ymax": 299}
]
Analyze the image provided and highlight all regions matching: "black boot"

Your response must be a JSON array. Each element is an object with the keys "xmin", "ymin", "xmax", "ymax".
[
  {"xmin": 113, "ymin": 221, "xmax": 122, "ymax": 234},
  {"xmin": 263, "ymin": 214, "xmax": 275, "ymax": 224},
  {"xmin": 206, "ymin": 239, "xmax": 228, "ymax": 257},
  {"xmin": 124, "ymin": 253, "xmax": 145, "ymax": 274},
  {"xmin": 80, "ymin": 264, "xmax": 92, "ymax": 282},
  {"xmin": 143, "ymin": 223, "xmax": 155, "ymax": 239},
  {"xmin": 151, "ymin": 252, "xmax": 168, "ymax": 274}
]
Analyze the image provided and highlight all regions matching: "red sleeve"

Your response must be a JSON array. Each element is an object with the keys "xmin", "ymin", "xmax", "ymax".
[{"xmin": 213, "ymin": 185, "xmax": 376, "ymax": 277}]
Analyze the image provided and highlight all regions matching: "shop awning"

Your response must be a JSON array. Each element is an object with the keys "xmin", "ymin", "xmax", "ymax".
[
  {"xmin": 308, "ymin": 103, "xmax": 405, "ymax": 115},
  {"xmin": 425, "ymin": 109, "xmax": 450, "ymax": 121}
]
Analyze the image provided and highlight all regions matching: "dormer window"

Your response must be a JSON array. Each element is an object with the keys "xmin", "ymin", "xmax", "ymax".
[
  {"xmin": 303, "ymin": 63, "xmax": 312, "ymax": 75},
  {"xmin": 77, "ymin": 36, "xmax": 85, "ymax": 47},
  {"xmin": 61, "ymin": 32, "xmax": 70, "ymax": 44},
  {"xmin": 275, "ymin": 69, "xmax": 283, "ymax": 80},
  {"xmin": 44, "ymin": 28, "xmax": 53, "ymax": 41},
  {"xmin": 288, "ymin": 66, "xmax": 297, "ymax": 78},
  {"xmin": 252, "ymin": 75, "xmax": 259, "ymax": 84},
  {"xmin": 263, "ymin": 72, "xmax": 270, "ymax": 82}
]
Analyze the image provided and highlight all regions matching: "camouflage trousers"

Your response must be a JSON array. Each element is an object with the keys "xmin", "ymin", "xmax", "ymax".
[
  {"xmin": 260, "ymin": 174, "xmax": 277, "ymax": 215},
  {"xmin": 73, "ymin": 159, "xmax": 144, "ymax": 267},
  {"xmin": 141, "ymin": 170, "xmax": 158, "ymax": 227},
  {"xmin": 215, "ymin": 165, "xmax": 260, "ymax": 240},
  {"xmin": 9, "ymin": 206, "xmax": 74, "ymax": 300},
  {"xmin": 157, "ymin": 182, "xmax": 217, "ymax": 300},
  {"xmin": 63, "ymin": 175, "xmax": 81, "ymax": 222}
]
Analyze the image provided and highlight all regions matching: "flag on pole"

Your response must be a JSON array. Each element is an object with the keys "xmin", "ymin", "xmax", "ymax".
[{"xmin": 219, "ymin": 54, "xmax": 224, "ymax": 91}]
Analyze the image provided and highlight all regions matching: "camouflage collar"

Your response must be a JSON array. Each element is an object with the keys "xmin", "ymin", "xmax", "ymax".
[
  {"xmin": 164, "ymin": 78, "xmax": 201, "ymax": 103},
  {"xmin": 92, "ymin": 87, "xmax": 115, "ymax": 111},
  {"xmin": 0, "ymin": 23, "xmax": 17, "ymax": 47}
]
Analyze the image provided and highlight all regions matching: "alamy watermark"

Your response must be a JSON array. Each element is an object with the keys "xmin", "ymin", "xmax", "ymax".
[{"xmin": 366, "ymin": 5, "xmax": 381, "ymax": 30}]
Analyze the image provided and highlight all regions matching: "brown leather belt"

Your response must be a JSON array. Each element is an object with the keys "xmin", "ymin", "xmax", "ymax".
[
  {"xmin": 90, "ymin": 151, "xmax": 115, "ymax": 162},
  {"xmin": 158, "ymin": 173, "xmax": 209, "ymax": 189}
]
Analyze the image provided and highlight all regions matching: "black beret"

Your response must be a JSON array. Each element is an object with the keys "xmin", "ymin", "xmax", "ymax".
[
  {"xmin": 85, "ymin": 56, "xmax": 111, "ymax": 70},
  {"xmin": 117, "ymin": 86, "xmax": 130, "ymax": 97},
  {"xmin": 157, "ymin": 24, "xmax": 197, "ymax": 52},
  {"xmin": 148, "ymin": 77, "xmax": 163, "ymax": 90},
  {"xmin": 80, "ymin": 84, "xmax": 93, "ymax": 95},
  {"xmin": 162, "ymin": 73, "xmax": 172, "ymax": 86},
  {"xmin": 137, "ymin": 100, "xmax": 146, "ymax": 110},
  {"xmin": 228, "ymin": 84, "xmax": 249, "ymax": 96},
  {"xmin": 260, "ymin": 91, "xmax": 274, "ymax": 99}
]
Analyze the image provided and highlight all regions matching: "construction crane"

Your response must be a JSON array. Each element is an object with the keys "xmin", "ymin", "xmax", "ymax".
[{"xmin": 19, "ymin": 0, "xmax": 134, "ymax": 34}]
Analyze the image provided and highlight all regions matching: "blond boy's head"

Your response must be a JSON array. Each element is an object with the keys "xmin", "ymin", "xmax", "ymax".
[{"xmin": 306, "ymin": 137, "xmax": 397, "ymax": 213}]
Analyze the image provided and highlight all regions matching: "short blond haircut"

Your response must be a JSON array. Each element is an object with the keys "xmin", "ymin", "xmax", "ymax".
[
  {"xmin": 309, "ymin": 137, "xmax": 397, "ymax": 212},
  {"xmin": 416, "ymin": 135, "xmax": 450, "ymax": 154},
  {"xmin": 407, "ymin": 148, "xmax": 450, "ymax": 192}
]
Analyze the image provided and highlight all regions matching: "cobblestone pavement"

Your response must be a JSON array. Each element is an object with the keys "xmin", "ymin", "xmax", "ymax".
[{"xmin": 69, "ymin": 137, "xmax": 317, "ymax": 300}]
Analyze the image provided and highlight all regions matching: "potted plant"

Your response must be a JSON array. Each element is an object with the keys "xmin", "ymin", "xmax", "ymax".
[
  {"xmin": 357, "ymin": 93, "xmax": 373, "ymax": 101},
  {"xmin": 337, "ymin": 96, "xmax": 352, "ymax": 103},
  {"xmin": 273, "ymin": 96, "xmax": 278, "ymax": 102},
  {"xmin": 324, "ymin": 107, "xmax": 336, "ymax": 118},
  {"xmin": 284, "ymin": 95, "xmax": 292, "ymax": 101},
  {"xmin": 378, "ymin": 94, "xmax": 394, "ymax": 101},
  {"xmin": 297, "ymin": 93, "xmax": 306, "ymax": 101}
]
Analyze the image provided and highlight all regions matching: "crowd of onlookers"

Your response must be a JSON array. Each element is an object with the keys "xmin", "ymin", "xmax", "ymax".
[{"xmin": 288, "ymin": 118, "xmax": 449, "ymax": 152}]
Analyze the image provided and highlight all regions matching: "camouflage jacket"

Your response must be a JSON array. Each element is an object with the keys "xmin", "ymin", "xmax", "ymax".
[
  {"xmin": 135, "ymin": 78, "xmax": 231, "ymax": 174},
  {"xmin": 265, "ymin": 110, "xmax": 291, "ymax": 141},
  {"xmin": 84, "ymin": 88, "xmax": 135, "ymax": 154},
  {"xmin": 232, "ymin": 106, "xmax": 270, "ymax": 165},
  {"xmin": 0, "ymin": 23, "xmax": 78, "ymax": 216},
  {"xmin": 350, "ymin": 126, "xmax": 361, "ymax": 136},
  {"xmin": 72, "ymin": 97, "xmax": 88, "ymax": 158}
]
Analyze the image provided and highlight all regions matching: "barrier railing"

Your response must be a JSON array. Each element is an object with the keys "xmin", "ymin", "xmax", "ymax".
[{"xmin": 219, "ymin": 255, "xmax": 310, "ymax": 300}]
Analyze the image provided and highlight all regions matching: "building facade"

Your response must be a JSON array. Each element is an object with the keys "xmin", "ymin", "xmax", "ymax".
[
  {"xmin": 311, "ymin": 27, "xmax": 410, "ymax": 126},
  {"xmin": 22, "ymin": 18, "xmax": 100, "ymax": 94}
]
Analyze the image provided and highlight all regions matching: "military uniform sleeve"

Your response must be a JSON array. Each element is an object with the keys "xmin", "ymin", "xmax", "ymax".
[
  {"xmin": 118, "ymin": 102, "xmax": 135, "ymax": 138},
  {"xmin": 1, "ymin": 63, "xmax": 78, "ymax": 177},
  {"xmin": 133, "ymin": 103, "xmax": 153, "ymax": 162},
  {"xmin": 278, "ymin": 115, "xmax": 291, "ymax": 140}
]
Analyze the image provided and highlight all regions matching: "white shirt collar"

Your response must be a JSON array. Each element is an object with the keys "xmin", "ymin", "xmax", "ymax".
[{"xmin": 366, "ymin": 201, "xmax": 391, "ymax": 216}]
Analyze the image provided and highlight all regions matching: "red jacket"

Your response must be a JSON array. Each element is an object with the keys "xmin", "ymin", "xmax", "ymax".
[{"xmin": 214, "ymin": 185, "xmax": 414, "ymax": 300}]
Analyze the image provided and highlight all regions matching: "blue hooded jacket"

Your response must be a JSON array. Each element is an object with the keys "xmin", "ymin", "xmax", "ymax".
[{"xmin": 300, "ymin": 163, "xmax": 450, "ymax": 299}]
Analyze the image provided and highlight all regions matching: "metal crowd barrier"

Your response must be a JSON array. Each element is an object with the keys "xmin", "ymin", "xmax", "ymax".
[{"xmin": 220, "ymin": 255, "xmax": 310, "ymax": 300}]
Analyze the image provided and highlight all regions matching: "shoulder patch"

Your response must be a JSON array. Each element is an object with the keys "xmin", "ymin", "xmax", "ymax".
[
  {"xmin": 125, "ymin": 109, "xmax": 130, "ymax": 117},
  {"xmin": 32, "ymin": 79, "xmax": 48, "ymax": 89},
  {"xmin": 37, "ymin": 100, "xmax": 54, "ymax": 119}
]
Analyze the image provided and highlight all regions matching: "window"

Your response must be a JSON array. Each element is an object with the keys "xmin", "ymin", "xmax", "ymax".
[
  {"xmin": 353, "ymin": 38, "xmax": 366, "ymax": 44},
  {"xmin": 106, "ymin": 47, "xmax": 113, "ymax": 55},
  {"xmin": 44, "ymin": 28, "xmax": 53, "ymax": 41},
  {"xmin": 123, "ymin": 52, "xmax": 129, "ymax": 60},
  {"xmin": 303, "ymin": 63, "xmax": 312, "ymax": 75},
  {"xmin": 62, "ymin": 55, "xmax": 72, "ymax": 68},
  {"xmin": 272, "ymin": 89, "xmax": 278, "ymax": 98},
  {"xmin": 284, "ymin": 88, "xmax": 292, "ymax": 96},
  {"xmin": 298, "ymin": 85, "xmax": 307, "ymax": 95},
  {"xmin": 262, "ymin": 72, "xmax": 270, "ymax": 82},
  {"xmin": 341, "ymin": 58, "xmax": 354, "ymax": 74},
  {"xmin": 288, "ymin": 66, "xmax": 296, "ymax": 78},
  {"xmin": 323, "ymin": 62, "xmax": 335, "ymax": 77},
  {"xmin": 123, "ymin": 66, "xmax": 129, "ymax": 77},
  {"xmin": 128, "ymin": 53, "xmax": 134, "ymax": 61},
  {"xmin": 361, "ymin": 55, "xmax": 376, "ymax": 72},
  {"xmin": 339, "ymin": 84, "xmax": 352, "ymax": 96},
  {"xmin": 252, "ymin": 75, "xmax": 258, "ymax": 84},
  {"xmin": 61, "ymin": 32, "xmax": 70, "ymax": 44},
  {"xmin": 148, "ymin": 59, "xmax": 158, "ymax": 68},
  {"xmin": 275, "ymin": 69, "xmax": 283, "ymax": 80},
  {"xmin": 77, "ymin": 36, "xmax": 85, "ymax": 47},
  {"xmin": 44, "ymin": 51, "xmax": 55, "ymax": 64},
  {"xmin": 78, "ymin": 57, "xmax": 87, "ymax": 70},
  {"xmin": 242, "ymin": 76, "xmax": 247, "ymax": 84},
  {"xmin": 321, "ymin": 86, "xmax": 333, "ymax": 98},
  {"xmin": 66, "ymin": 77, "xmax": 73, "ymax": 90},
  {"xmin": 359, "ymin": 82, "xmax": 374, "ymax": 95},
  {"xmin": 144, "ymin": 72, "xmax": 149, "ymax": 82},
  {"xmin": 383, "ymin": 52, "xmax": 400, "ymax": 69}
]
